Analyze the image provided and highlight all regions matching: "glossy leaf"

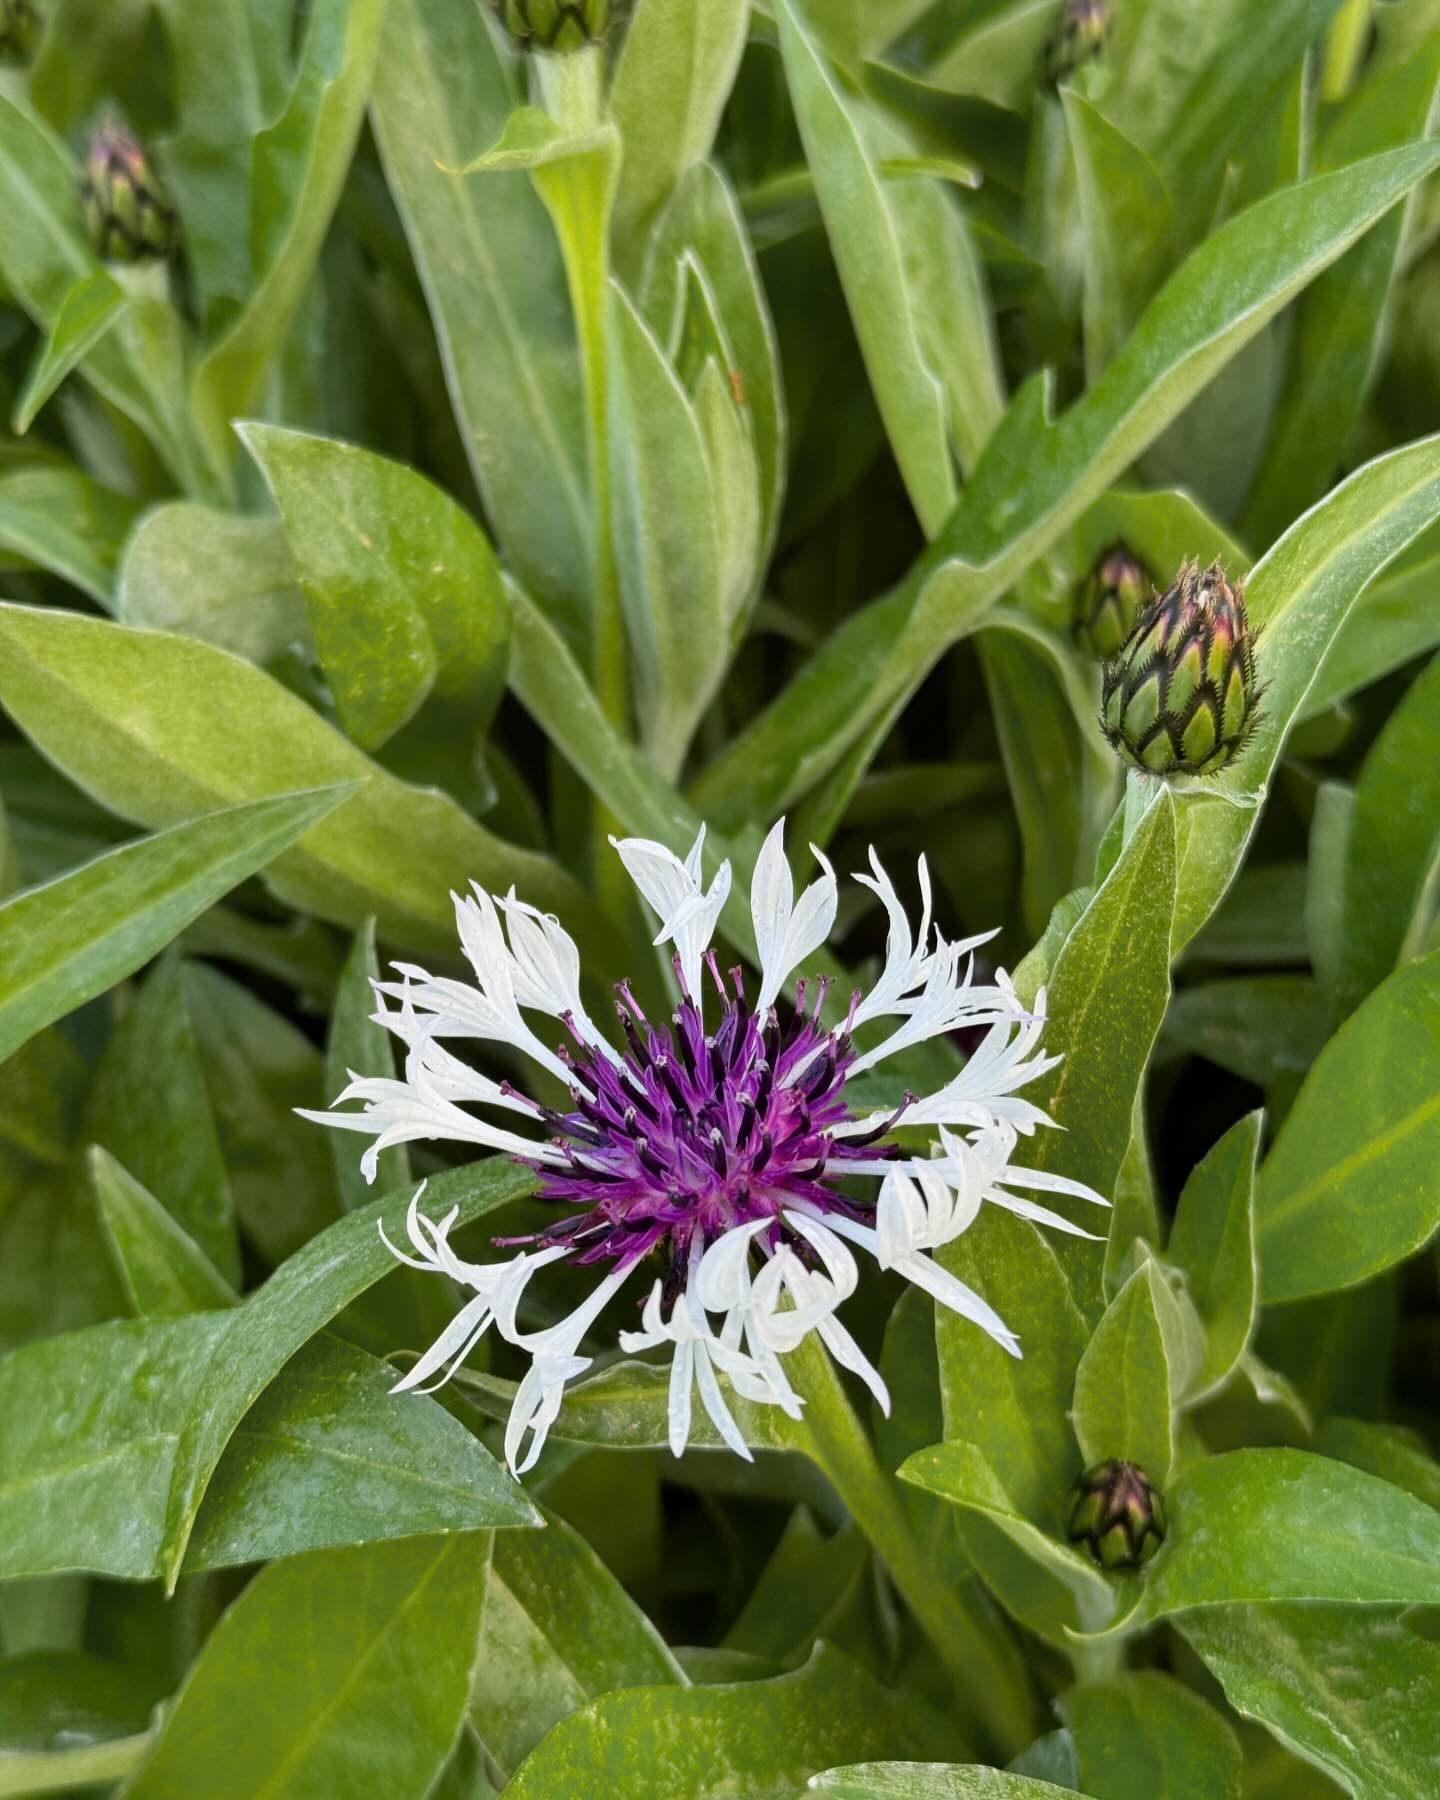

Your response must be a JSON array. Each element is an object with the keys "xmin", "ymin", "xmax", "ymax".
[
  {"xmin": 0, "ymin": 786, "xmax": 348, "ymax": 1065},
  {"xmin": 1337, "ymin": 652, "xmax": 1440, "ymax": 1015},
  {"xmin": 0, "ymin": 604, "xmax": 605, "ymax": 959},
  {"xmin": 1086, "ymin": 1449, "xmax": 1440, "ymax": 1637},
  {"xmin": 1057, "ymin": 1671, "xmax": 1242, "ymax": 1800},
  {"xmin": 809, "ymin": 1768, "xmax": 1074, "ymax": 1799},
  {"xmin": 1182, "ymin": 1604, "xmax": 1440, "ymax": 1800},
  {"xmin": 326, "ymin": 920, "xmax": 409, "ymax": 1210},
  {"xmin": 89, "ymin": 1149, "xmax": 238, "ymax": 1318},
  {"xmin": 1256, "ymin": 950, "xmax": 1440, "ymax": 1301},
  {"xmin": 121, "ymin": 1534, "xmax": 487, "ymax": 1799},
  {"xmin": 240, "ymin": 423, "xmax": 508, "ymax": 752},
  {"xmin": 1166, "ymin": 1113, "xmax": 1261, "ymax": 1399},
  {"xmin": 84, "ymin": 953, "xmax": 238, "ymax": 1284},
  {"xmin": 1072, "ymin": 1262, "xmax": 1175, "ymax": 1482},
  {"xmin": 504, "ymin": 1645, "xmax": 959, "ymax": 1797},
  {"xmin": 472, "ymin": 1505, "xmax": 682, "ymax": 1779}
]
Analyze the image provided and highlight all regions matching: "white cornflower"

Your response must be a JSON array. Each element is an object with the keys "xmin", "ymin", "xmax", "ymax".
[{"xmin": 302, "ymin": 821, "xmax": 1107, "ymax": 1472}]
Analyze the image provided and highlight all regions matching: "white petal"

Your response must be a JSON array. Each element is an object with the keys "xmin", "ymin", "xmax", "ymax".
[
  {"xmin": 692, "ymin": 1341, "xmax": 755, "ymax": 1460},
  {"xmin": 390, "ymin": 1290, "xmax": 495, "ymax": 1394},
  {"xmin": 668, "ymin": 1333, "xmax": 695, "ymax": 1458}
]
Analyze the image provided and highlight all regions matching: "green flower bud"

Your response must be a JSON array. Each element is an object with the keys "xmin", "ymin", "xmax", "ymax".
[
  {"xmin": 0, "ymin": 0, "xmax": 39, "ymax": 64},
  {"xmin": 81, "ymin": 119, "xmax": 178, "ymax": 265},
  {"xmin": 1068, "ymin": 1459, "xmax": 1167, "ymax": 1571},
  {"xmin": 1076, "ymin": 541, "xmax": 1151, "ymax": 662},
  {"xmin": 1100, "ymin": 560, "xmax": 1262, "ymax": 779},
  {"xmin": 1044, "ymin": 0, "xmax": 1111, "ymax": 85},
  {"xmin": 492, "ymin": 0, "xmax": 616, "ymax": 51}
]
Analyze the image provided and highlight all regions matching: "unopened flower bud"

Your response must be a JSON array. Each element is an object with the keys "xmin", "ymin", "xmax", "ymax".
[
  {"xmin": 1076, "ymin": 542, "xmax": 1151, "ymax": 661},
  {"xmin": 81, "ymin": 119, "xmax": 178, "ymax": 265},
  {"xmin": 1100, "ymin": 560, "xmax": 1262, "ymax": 778},
  {"xmin": 1044, "ymin": 0, "xmax": 1111, "ymax": 85},
  {"xmin": 492, "ymin": 0, "xmax": 616, "ymax": 51},
  {"xmin": 0, "ymin": 0, "xmax": 38, "ymax": 64},
  {"xmin": 1068, "ymin": 1459, "xmax": 1166, "ymax": 1570}
]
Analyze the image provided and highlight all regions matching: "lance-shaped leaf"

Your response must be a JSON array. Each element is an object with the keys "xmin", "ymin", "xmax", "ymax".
[
  {"xmin": 370, "ymin": 0, "xmax": 591, "ymax": 644},
  {"xmin": 11, "ymin": 269, "xmax": 126, "ymax": 435},
  {"xmin": 89, "ymin": 1149, "xmax": 238, "ymax": 1319},
  {"xmin": 0, "ymin": 785, "xmax": 348, "ymax": 1065},
  {"xmin": 1072, "ymin": 1261, "xmax": 1177, "ymax": 1485},
  {"xmin": 120, "ymin": 1534, "xmax": 489, "ymax": 1800},
  {"xmin": 1057, "ymin": 1671, "xmax": 1243, "ymax": 1800},
  {"xmin": 689, "ymin": 141, "xmax": 1440, "ymax": 829},
  {"xmin": 1166, "ymin": 1112, "xmax": 1261, "ymax": 1399},
  {"xmin": 0, "ymin": 604, "xmax": 607, "ymax": 961},
  {"xmin": 1256, "ymin": 950, "xmax": 1440, "ymax": 1302}
]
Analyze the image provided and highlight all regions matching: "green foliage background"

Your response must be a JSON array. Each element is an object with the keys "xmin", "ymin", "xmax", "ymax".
[{"xmin": 2, "ymin": 0, "xmax": 1440, "ymax": 1794}]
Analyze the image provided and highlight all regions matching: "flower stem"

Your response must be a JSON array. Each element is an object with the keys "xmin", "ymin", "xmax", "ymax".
[
  {"xmin": 788, "ymin": 1338, "xmax": 1041, "ymax": 1760},
  {"xmin": 534, "ymin": 48, "xmax": 628, "ymax": 753}
]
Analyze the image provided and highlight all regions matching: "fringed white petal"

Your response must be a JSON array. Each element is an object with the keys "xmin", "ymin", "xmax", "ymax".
[{"xmin": 750, "ymin": 820, "xmax": 839, "ymax": 1011}]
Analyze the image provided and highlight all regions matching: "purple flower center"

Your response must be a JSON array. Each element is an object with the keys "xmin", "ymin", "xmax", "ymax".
[{"xmin": 501, "ymin": 955, "xmax": 904, "ymax": 1288}]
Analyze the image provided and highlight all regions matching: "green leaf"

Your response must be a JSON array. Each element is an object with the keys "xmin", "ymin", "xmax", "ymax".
[
  {"xmin": 1256, "ymin": 950, "xmax": 1440, "ymax": 1302},
  {"xmin": 1303, "ymin": 535, "xmax": 1440, "ymax": 716},
  {"xmin": 1245, "ymin": 38, "xmax": 1440, "ymax": 546},
  {"xmin": 1014, "ymin": 786, "xmax": 1178, "ymax": 1314},
  {"xmin": 1072, "ymin": 1262, "xmax": 1175, "ymax": 1483},
  {"xmin": 0, "ymin": 1649, "xmax": 154, "ymax": 1798},
  {"xmin": 1166, "ymin": 1113, "xmax": 1261, "ymax": 1400},
  {"xmin": 1182, "ymin": 1605, "xmax": 1440, "ymax": 1800},
  {"xmin": 186, "ymin": 1334, "xmax": 539, "ymax": 1570},
  {"xmin": 151, "ymin": 0, "xmax": 293, "ymax": 325},
  {"xmin": 0, "ymin": 466, "xmax": 143, "ymax": 608},
  {"xmin": 690, "ymin": 142, "xmax": 1440, "ymax": 828},
  {"xmin": 121, "ymin": 1534, "xmax": 487, "ymax": 1799},
  {"xmin": 155, "ymin": 1160, "xmax": 535, "ymax": 1587},
  {"xmin": 12, "ymin": 270, "xmax": 126, "ymax": 435},
  {"xmin": 504, "ymin": 1644, "xmax": 959, "ymax": 1797},
  {"xmin": 472, "ymin": 1505, "xmax": 682, "ymax": 1779},
  {"xmin": 184, "ymin": 964, "xmax": 339, "ymax": 1264},
  {"xmin": 640, "ymin": 162, "xmax": 786, "ymax": 566},
  {"xmin": 1057, "ymin": 1670, "xmax": 1242, "ymax": 1800},
  {"xmin": 370, "ymin": 0, "xmax": 591, "ymax": 644},
  {"xmin": 0, "ymin": 604, "xmax": 608, "ymax": 960},
  {"xmin": 1172, "ymin": 436, "xmax": 1440, "ymax": 951},
  {"xmin": 190, "ymin": 0, "xmax": 388, "ymax": 452},
  {"xmin": 1159, "ymin": 977, "xmax": 1329, "ymax": 1090},
  {"xmin": 936, "ymin": 1211, "xmax": 1088, "ymax": 1533},
  {"xmin": 809, "ymin": 1767, "xmax": 1075, "ymax": 1799},
  {"xmin": 84, "ymin": 953, "xmax": 238, "ymax": 1284},
  {"xmin": 897, "ymin": 1439, "xmax": 1115, "ymax": 1641},
  {"xmin": 0, "ymin": 1271, "xmax": 538, "ymax": 1583},
  {"xmin": 1063, "ymin": 93, "xmax": 1176, "ymax": 379},
  {"xmin": 0, "ymin": 786, "xmax": 349, "ymax": 1065},
  {"xmin": 117, "ymin": 503, "xmax": 309, "ymax": 665},
  {"xmin": 1084, "ymin": 1449, "xmax": 1440, "ymax": 1637},
  {"xmin": 776, "ymin": 0, "xmax": 959, "ymax": 535},
  {"xmin": 1337, "ymin": 653, "xmax": 1440, "ymax": 1015},
  {"xmin": 1314, "ymin": 1416, "xmax": 1440, "ymax": 1511},
  {"xmin": 89, "ymin": 1149, "xmax": 238, "ymax": 1318},
  {"xmin": 240, "ymin": 424, "xmax": 509, "ymax": 752},
  {"xmin": 608, "ymin": 281, "xmax": 725, "ymax": 775},
  {"xmin": 610, "ymin": 0, "xmax": 749, "ymax": 267}
]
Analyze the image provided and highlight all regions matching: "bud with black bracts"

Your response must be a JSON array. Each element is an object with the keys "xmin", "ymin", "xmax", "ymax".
[
  {"xmin": 1044, "ymin": 0, "xmax": 1111, "ymax": 85},
  {"xmin": 492, "ymin": 0, "xmax": 616, "ymax": 51},
  {"xmin": 0, "ymin": 0, "xmax": 38, "ymax": 64},
  {"xmin": 81, "ymin": 119, "xmax": 178, "ymax": 265},
  {"xmin": 1068, "ymin": 1459, "xmax": 1167, "ymax": 1570},
  {"xmin": 1100, "ymin": 560, "xmax": 1262, "ymax": 778},
  {"xmin": 1076, "ymin": 541, "xmax": 1151, "ymax": 662}
]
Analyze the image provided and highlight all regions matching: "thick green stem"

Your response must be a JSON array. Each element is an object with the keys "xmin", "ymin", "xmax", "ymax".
[
  {"xmin": 535, "ymin": 47, "xmax": 627, "ymax": 748},
  {"xmin": 788, "ymin": 1338, "xmax": 1042, "ymax": 1761}
]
